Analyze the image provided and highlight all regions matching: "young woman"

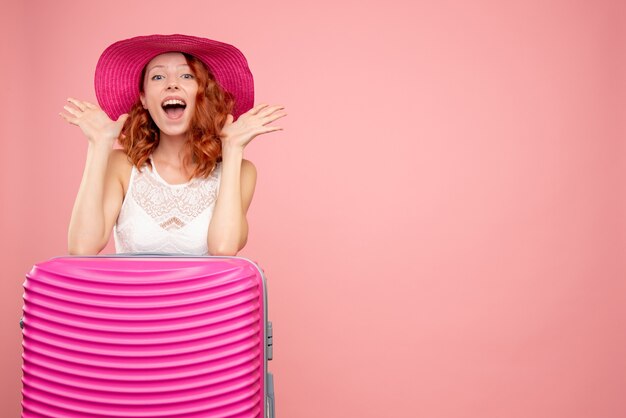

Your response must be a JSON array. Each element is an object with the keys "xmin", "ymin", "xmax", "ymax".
[{"xmin": 63, "ymin": 34, "xmax": 286, "ymax": 256}]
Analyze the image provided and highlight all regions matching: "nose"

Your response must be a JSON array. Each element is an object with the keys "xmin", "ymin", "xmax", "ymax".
[{"xmin": 167, "ymin": 79, "xmax": 180, "ymax": 90}]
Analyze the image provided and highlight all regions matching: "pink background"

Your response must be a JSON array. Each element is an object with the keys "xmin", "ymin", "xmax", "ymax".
[{"xmin": 1, "ymin": 1, "xmax": 625, "ymax": 417}]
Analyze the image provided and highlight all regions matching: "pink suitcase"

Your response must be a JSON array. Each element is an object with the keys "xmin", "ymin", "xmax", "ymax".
[{"xmin": 20, "ymin": 254, "xmax": 275, "ymax": 418}]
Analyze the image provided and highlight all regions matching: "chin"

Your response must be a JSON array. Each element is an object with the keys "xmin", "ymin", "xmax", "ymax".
[
  {"xmin": 161, "ymin": 128, "xmax": 189, "ymax": 137},
  {"xmin": 155, "ymin": 121, "xmax": 192, "ymax": 137}
]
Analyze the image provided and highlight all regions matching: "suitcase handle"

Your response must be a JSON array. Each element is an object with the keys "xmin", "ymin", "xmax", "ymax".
[{"xmin": 267, "ymin": 372, "xmax": 275, "ymax": 418}]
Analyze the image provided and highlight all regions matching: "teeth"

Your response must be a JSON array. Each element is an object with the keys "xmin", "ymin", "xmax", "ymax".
[{"xmin": 162, "ymin": 99, "xmax": 186, "ymax": 107}]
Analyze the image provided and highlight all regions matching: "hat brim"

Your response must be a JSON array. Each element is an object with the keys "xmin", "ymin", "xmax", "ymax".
[{"xmin": 94, "ymin": 34, "xmax": 254, "ymax": 121}]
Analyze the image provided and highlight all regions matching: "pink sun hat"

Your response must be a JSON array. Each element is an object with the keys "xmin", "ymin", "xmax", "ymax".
[{"xmin": 94, "ymin": 34, "xmax": 254, "ymax": 121}]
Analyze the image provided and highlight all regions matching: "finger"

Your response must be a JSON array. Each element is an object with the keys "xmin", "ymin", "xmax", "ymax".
[
  {"xmin": 259, "ymin": 125, "xmax": 283, "ymax": 133},
  {"xmin": 67, "ymin": 98, "xmax": 86, "ymax": 111},
  {"xmin": 59, "ymin": 112, "xmax": 79, "ymax": 126},
  {"xmin": 116, "ymin": 113, "xmax": 129, "ymax": 123},
  {"xmin": 83, "ymin": 101, "xmax": 98, "ymax": 109},
  {"xmin": 249, "ymin": 103, "xmax": 270, "ymax": 115},
  {"xmin": 257, "ymin": 105, "xmax": 285, "ymax": 117},
  {"xmin": 63, "ymin": 105, "xmax": 82, "ymax": 117},
  {"xmin": 261, "ymin": 112, "xmax": 287, "ymax": 125}
]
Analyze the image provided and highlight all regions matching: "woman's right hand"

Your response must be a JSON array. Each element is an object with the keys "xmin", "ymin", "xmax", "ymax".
[{"xmin": 59, "ymin": 98, "xmax": 128, "ymax": 144}]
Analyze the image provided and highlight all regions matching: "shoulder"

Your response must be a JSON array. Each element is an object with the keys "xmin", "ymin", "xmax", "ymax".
[
  {"xmin": 108, "ymin": 149, "xmax": 133, "ymax": 189},
  {"xmin": 110, "ymin": 149, "xmax": 132, "ymax": 164},
  {"xmin": 109, "ymin": 149, "xmax": 132, "ymax": 172},
  {"xmin": 216, "ymin": 158, "xmax": 256, "ymax": 178},
  {"xmin": 241, "ymin": 158, "xmax": 256, "ymax": 174},
  {"xmin": 241, "ymin": 158, "xmax": 256, "ymax": 183}
]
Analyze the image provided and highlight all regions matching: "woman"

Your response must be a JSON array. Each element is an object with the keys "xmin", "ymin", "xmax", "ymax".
[{"xmin": 63, "ymin": 34, "xmax": 286, "ymax": 256}]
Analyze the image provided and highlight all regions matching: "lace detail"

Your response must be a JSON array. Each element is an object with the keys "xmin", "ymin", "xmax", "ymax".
[
  {"xmin": 160, "ymin": 216, "xmax": 185, "ymax": 230},
  {"xmin": 132, "ymin": 165, "xmax": 219, "ymax": 230},
  {"xmin": 113, "ymin": 159, "xmax": 222, "ymax": 255}
]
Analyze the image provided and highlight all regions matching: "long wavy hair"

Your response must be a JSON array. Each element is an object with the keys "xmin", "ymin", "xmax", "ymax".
[{"xmin": 118, "ymin": 53, "xmax": 235, "ymax": 179}]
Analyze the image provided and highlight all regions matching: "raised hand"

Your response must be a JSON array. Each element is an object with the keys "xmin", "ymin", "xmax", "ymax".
[
  {"xmin": 59, "ymin": 98, "xmax": 129, "ymax": 144},
  {"xmin": 220, "ymin": 103, "xmax": 286, "ymax": 151}
]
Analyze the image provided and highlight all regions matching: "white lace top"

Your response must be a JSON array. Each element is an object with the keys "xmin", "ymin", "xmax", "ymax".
[{"xmin": 114, "ymin": 157, "xmax": 222, "ymax": 255}]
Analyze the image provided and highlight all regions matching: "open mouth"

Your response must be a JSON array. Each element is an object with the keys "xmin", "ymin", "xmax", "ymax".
[{"xmin": 161, "ymin": 99, "xmax": 187, "ymax": 120}]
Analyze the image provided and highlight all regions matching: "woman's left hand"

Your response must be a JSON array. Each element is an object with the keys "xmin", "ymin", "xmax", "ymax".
[{"xmin": 220, "ymin": 103, "xmax": 286, "ymax": 150}]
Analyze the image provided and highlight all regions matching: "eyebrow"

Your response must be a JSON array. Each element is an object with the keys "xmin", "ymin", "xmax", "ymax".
[{"xmin": 147, "ymin": 64, "xmax": 191, "ymax": 73}]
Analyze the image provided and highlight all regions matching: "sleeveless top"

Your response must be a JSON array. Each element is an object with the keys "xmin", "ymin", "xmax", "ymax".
[{"xmin": 114, "ymin": 156, "xmax": 222, "ymax": 255}]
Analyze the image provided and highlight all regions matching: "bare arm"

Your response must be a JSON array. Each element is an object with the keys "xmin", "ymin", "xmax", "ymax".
[
  {"xmin": 67, "ymin": 146, "xmax": 125, "ymax": 254},
  {"xmin": 206, "ymin": 103, "xmax": 286, "ymax": 256},
  {"xmin": 206, "ymin": 148, "xmax": 257, "ymax": 255},
  {"xmin": 61, "ymin": 98, "xmax": 128, "ymax": 255}
]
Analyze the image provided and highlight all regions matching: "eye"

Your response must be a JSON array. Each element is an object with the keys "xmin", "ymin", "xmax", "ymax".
[
  {"xmin": 182, "ymin": 73, "xmax": 194, "ymax": 79},
  {"xmin": 151, "ymin": 74, "xmax": 164, "ymax": 81}
]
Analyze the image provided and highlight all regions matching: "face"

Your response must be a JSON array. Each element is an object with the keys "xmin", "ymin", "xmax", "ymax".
[{"xmin": 140, "ymin": 52, "xmax": 198, "ymax": 137}]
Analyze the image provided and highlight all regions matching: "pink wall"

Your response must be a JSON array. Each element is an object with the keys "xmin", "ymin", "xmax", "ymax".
[{"xmin": 1, "ymin": 0, "xmax": 624, "ymax": 417}]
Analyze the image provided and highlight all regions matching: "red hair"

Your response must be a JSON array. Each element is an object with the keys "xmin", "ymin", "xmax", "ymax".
[{"xmin": 119, "ymin": 53, "xmax": 235, "ymax": 179}]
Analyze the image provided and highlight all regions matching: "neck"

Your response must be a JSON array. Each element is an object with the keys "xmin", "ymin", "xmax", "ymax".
[{"xmin": 153, "ymin": 132, "xmax": 191, "ymax": 166}]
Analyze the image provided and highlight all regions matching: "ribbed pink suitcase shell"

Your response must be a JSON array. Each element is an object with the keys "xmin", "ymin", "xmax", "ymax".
[{"xmin": 21, "ymin": 255, "xmax": 274, "ymax": 418}]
